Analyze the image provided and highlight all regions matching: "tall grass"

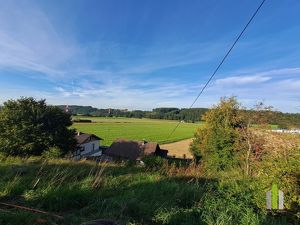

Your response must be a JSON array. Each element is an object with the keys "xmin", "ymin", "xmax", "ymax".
[{"xmin": 0, "ymin": 157, "xmax": 298, "ymax": 225}]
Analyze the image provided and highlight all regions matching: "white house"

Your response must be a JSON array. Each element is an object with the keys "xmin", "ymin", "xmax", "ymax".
[{"xmin": 73, "ymin": 132, "xmax": 103, "ymax": 160}]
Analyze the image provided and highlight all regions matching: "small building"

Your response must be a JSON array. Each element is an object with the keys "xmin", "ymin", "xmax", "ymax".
[
  {"xmin": 104, "ymin": 139, "xmax": 168, "ymax": 161},
  {"xmin": 73, "ymin": 132, "xmax": 103, "ymax": 160}
]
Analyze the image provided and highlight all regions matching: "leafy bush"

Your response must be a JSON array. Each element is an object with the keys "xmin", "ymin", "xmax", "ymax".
[
  {"xmin": 0, "ymin": 152, "xmax": 7, "ymax": 162},
  {"xmin": 190, "ymin": 97, "xmax": 245, "ymax": 172},
  {"xmin": 142, "ymin": 155, "xmax": 166, "ymax": 170},
  {"xmin": 41, "ymin": 147, "xmax": 62, "ymax": 159}
]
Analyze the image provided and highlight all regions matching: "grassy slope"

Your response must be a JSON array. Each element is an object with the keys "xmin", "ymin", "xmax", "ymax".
[
  {"xmin": 0, "ymin": 157, "xmax": 297, "ymax": 225},
  {"xmin": 0, "ymin": 158, "xmax": 204, "ymax": 225},
  {"xmin": 72, "ymin": 117, "xmax": 201, "ymax": 146}
]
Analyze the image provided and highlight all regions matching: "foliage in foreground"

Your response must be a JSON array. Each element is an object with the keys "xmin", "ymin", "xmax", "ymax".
[
  {"xmin": 190, "ymin": 97, "xmax": 300, "ymax": 221},
  {"xmin": 0, "ymin": 157, "xmax": 299, "ymax": 225}
]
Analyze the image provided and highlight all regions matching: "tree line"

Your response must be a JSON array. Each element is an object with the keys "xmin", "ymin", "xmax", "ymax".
[
  {"xmin": 58, "ymin": 105, "xmax": 300, "ymax": 128},
  {"xmin": 57, "ymin": 105, "xmax": 209, "ymax": 122}
]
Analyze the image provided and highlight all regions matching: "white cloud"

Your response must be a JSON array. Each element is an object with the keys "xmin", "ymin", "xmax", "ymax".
[
  {"xmin": 1, "ymin": 67, "xmax": 300, "ymax": 112},
  {"xmin": 52, "ymin": 77, "xmax": 204, "ymax": 109},
  {"xmin": 215, "ymin": 75, "xmax": 271, "ymax": 86},
  {"xmin": 255, "ymin": 67, "xmax": 300, "ymax": 77},
  {"xmin": 206, "ymin": 67, "xmax": 300, "ymax": 112},
  {"xmin": 214, "ymin": 66, "xmax": 300, "ymax": 88},
  {"xmin": 276, "ymin": 79, "xmax": 300, "ymax": 91}
]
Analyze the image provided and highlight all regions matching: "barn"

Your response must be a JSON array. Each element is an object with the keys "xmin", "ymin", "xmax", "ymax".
[{"xmin": 104, "ymin": 139, "xmax": 168, "ymax": 161}]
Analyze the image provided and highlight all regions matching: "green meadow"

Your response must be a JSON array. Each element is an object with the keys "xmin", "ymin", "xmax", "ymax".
[{"xmin": 72, "ymin": 117, "xmax": 201, "ymax": 146}]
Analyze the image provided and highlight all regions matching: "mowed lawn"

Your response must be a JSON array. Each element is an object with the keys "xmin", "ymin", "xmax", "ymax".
[{"xmin": 72, "ymin": 117, "xmax": 202, "ymax": 146}]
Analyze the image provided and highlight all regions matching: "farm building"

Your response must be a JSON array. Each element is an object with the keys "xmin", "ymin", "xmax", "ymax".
[
  {"xmin": 104, "ymin": 139, "xmax": 168, "ymax": 161},
  {"xmin": 73, "ymin": 132, "xmax": 103, "ymax": 160}
]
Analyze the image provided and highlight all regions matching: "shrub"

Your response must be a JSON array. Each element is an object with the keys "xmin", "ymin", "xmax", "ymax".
[
  {"xmin": 0, "ymin": 152, "xmax": 7, "ymax": 162},
  {"xmin": 190, "ymin": 97, "xmax": 245, "ymax": 172},
  {"xmin": 72, "ymin": 119, "xmax": 92, "ymax": 123},
  {"xmin": 42, "ymin": 147, "xmax": 62, "ymax": 159},
  {"xmin": 142, "ymin": 155, "xmax": 166, "ymax": 170}
]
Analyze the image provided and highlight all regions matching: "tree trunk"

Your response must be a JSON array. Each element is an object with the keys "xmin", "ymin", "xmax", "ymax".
[
  {"xmin": 246, "ymin": 136, "xmax": 251, "ymax": 176},
  {"xmin": 245, "ymin": 122, "xmax": 251, "ymax": 176}
]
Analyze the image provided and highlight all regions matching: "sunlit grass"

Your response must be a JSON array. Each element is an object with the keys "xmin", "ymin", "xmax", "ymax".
[
  {"xmin": 72, "ymin": 117, "xmax": 202, "ymax": 145},
  {"xmin": 0, "ymin": 157, "xmax": 296, "ymax": 225}
]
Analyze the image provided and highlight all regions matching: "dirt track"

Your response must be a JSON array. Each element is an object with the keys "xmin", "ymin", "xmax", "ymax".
[{"xmin": 161, "ymin": 139, "xmax": 193, "ymax": 159}]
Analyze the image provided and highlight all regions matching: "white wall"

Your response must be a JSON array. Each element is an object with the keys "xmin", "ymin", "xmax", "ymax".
[{"xmin": 80, "ymin": 140, "xmax": 100, "ymax": 155}]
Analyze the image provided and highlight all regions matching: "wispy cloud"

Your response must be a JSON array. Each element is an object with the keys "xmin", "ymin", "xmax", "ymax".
[
  {"xmin": 207, "ymin": 67, "xmax": 300, "ymax": 112},
  {"xmin": 52, "ymin": 76, "xmax": 204, "ymax": 109},
  {"xmin": 0, "ymin": 1, "xmax": 80, "ymax": 77},
  {"xmin": 215, "ymin": 75, "xmax": 271, "ymax": 86},
  {"xmin": 0, "ymin": 1, "xmax": 299, "ymax": 113},
  {"xmin": 0, "ymin": 0, "xmax": 229, "ymax": 81}
]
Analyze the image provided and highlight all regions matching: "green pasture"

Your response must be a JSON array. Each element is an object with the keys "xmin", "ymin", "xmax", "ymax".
[{"xmin": 72, "ymin": 117, "xmax": 202, "ymax": 146}]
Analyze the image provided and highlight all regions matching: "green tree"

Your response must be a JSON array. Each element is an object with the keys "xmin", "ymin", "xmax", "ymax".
[
  {"xmin": 0, "ymin": 97, "xmax": 77, "ymax": 156},
  {"xmin": 190, "ymin": 97, "xmax": 245, "ymax": 172}
]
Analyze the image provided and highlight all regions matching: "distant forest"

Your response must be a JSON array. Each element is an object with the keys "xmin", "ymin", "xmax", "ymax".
[
  {"xmin": 58, "ymin": 105, "xmax": 208, "ymax": 122},
  {"xmin": 57, "ymin": 105, "xmax": 300, "ymax": 128}
]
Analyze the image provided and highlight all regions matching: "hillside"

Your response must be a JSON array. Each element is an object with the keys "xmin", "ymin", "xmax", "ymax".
[
  {"xmin": 0, "ymin": 155, "xmax": 298, "ymax": 225},
  {"xmin": 0, "ymin": 131, "xmax": 299, "ymax": 225},
  {"xmin": 1, "ymin": 98, "xmax": 299, "ymax": 225}
]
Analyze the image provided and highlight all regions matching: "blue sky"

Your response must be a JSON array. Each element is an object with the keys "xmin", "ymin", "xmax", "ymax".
[{"xmin": 0, "ymin": 0, "xmax": 299, "ymax": 112}]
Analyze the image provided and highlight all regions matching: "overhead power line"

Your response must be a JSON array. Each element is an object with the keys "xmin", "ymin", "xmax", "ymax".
[{"xmin": 167, "ymin": 0, "xmax": 267, "ymax": 139}]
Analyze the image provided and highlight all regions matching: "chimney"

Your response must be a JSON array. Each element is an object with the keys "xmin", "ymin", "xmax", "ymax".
[{"xmin": 77, "ymin": 131, "xmax": 81, "ymax": 136}]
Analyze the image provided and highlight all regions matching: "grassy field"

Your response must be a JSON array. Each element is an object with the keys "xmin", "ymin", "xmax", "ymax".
[
  {"xmin": 72, "ymin": 117, "xmax": 202, "ymax": 146},
  {"xmin": 0, "ymin": 157, "xmax": 297, "ymax": 225}
]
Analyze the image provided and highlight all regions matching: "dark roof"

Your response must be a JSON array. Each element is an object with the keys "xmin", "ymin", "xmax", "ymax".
[
  {"xmin": 143, "ymin": 142, "xmax": 160, "ymax": 155},
  {"xmin": 105, "ymin": 139, "xmax": 164, "ymax": 160},
  {"xmin": 75, "ymin": 133, "xmax": 103, "ymax": 145}
]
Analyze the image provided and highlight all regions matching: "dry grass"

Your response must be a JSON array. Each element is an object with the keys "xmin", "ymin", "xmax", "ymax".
[
  {"xmin": 257, "ymin": 130, "xmax": 300, "ymax": 155},
  {"xmin": 161, "ymin": 138, "xmax": 193, "ymax": 159}
]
